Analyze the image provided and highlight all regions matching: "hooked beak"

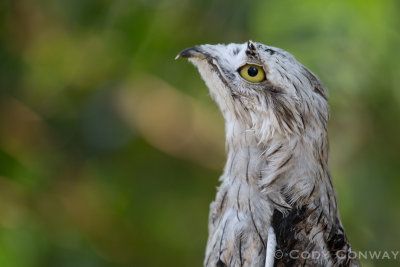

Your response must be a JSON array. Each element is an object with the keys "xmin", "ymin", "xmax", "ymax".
[{"xmin": 175, "ymin": 46, "xmax": 207, "ymax": 60}]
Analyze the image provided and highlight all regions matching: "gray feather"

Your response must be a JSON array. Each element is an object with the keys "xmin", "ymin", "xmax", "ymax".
[{"xmin": 178, "ymin": 41, "xmax": 360, "ymax": 267}]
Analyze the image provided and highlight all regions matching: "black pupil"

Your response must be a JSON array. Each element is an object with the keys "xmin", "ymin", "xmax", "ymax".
[{"xmin": 247, "ymin": 66, "xmax": 258, "ymax": 77}]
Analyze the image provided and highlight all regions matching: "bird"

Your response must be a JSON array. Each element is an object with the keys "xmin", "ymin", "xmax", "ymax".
[{"xmin": 176, "ymin": 41, "xmax": 360, "ymax": 267}]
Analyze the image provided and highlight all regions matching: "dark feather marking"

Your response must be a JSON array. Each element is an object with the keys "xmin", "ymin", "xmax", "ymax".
[
  {"xmin": 248, "ymin": 199, "xmax": 266, "ymax": 249},
  {"xmin": 267, "ymin": 144, "xmax": 283, "ymax": 158},
  {"xmin": 319, "ymin": 157, "xmax": 325, "ymax": 170},
  {"xmin": 205, "ymin": 57, "xmax": 231, "ymax": 90},
  {"xmin": 302, "ymin": 67, "xmax": 317, "ymax": 84},
  {"xmin": 317, "ymin": 110, "xmax": 328, "ymax": 131},
  {"xmin": 219, "ymin": 220, "xmax": 228, "ymax": 249},
  {"xmin": 293, "ymin": 83, "xmax": 299, "ymax": 93},
  {"xmin": 283, "ymin": 117, "xmax": 294, "ymax": 132},
  {"xmin": 212, "ymin": 239, "xmax": 218, "ymax": 250},
  {"xmin": 327, "ymin": 197, "xmax": 331, "ymax": 217},
  {"xmin": 306, "ymin": 101, "xmax": 310, "ymax": 113},
  {"xmin": 238, "ymin": 232, "xmax": 244, "ymax": 266},
  {"xmin": 308, "ymin": 205, "xmax": 319, "ymax": 214},
  {"xmin": 307, "ymin": 242, "xmax": 316, "ymax": 252},
  {"xmin": 281, "ymin": 72, "xmax": 290, "ymax": 81},
  {"xmin": 229, "ymin": 153, "xmax": 237, "ymax": 175},
  {"xmin": 311, "ymin": 228, "xmax": 324, "ymax": 241},
  {"xmin": 281, "ymin": 102, "xmax": 296, "ymax": 122},
  {"xmin": 216, "ymin": 259, "xmax": 226, "ymax": 267},
  {"xmin": 302, "ymin": 66, "xmax": 328, "ymax": 101},
  {"xmin": 278, "ymin": 154, "xmax": 293, "ymax": 170},
  {"xmin": 300, "ymin": 113, "xmax": 306, "ymax": 130},
  {"xmin": 205, "ymin": 253, "xmax": 211, "ymax": 266},
  {"xmin": 258, "ymin": 246, "xmax": 263, "ymax": 256},
  {"xmin": 237, "ymin": 184, "xmax": 241, "ymax": 210},
  {"xmin": 308, "ymin": 185, "xmax": 315, "ymax": 198},
  {"xmin": 217, "ymin": 219, "xmax": 229, "ymax": 265},
  {"xmin": 268, "ymin": 86, "xmax": 284, "ymax": 94},
  {"xmin": 277, "ymin": 69, "xmax": 284, "ymax": 79},
  {"xmin": 201, "ymin": 52, "xmax": 242, "ymax": 101},
  {"xmin": 247, "ymin": 41, "xmax": 256, "ymax": 51},
  {"xmin": 265, "ymin": 48, "xmax": 276, "ymax": 55},
  {"xmin": 219, "ymin": 191, "xmax": 228, "ymax": 211},
  {"xmin": 255, "ymin": 94, "xmax": 261, "ymax": 105},
  {"xmin": 277, "ymin": 106, "xmax": 294, "ymax": 128},
  {"xmin": 237, "ymin": 97, "xmax": 249, "ymax": 112},
  {"xmin": 294, "ymin": 74, "xmax": 304, "ymax": 85},
  {"xmin": 314, "ymin": 86, "xmax": 328, "ymax": 101},
  {"xmin": 269, "ymin": 92, "xmax": 297, "ymax": 133},
  {"xmin": 224, "ymin": 71, "xmax": 235, "ymax": 81},
  {"xmin": 327, "ymin": 172, "xmax": 334, "ymax": 190},
  {"xmin": 245, "ymin": 42, "xmax": 260, "ymax": 60},
  {"xmin": 317, "ymin": 209, "xmax": 324, "ymax": 225},
  {"xmin": 275, "ymin": 60, "xmax": 287, "ymax": 72},
  {"xmin": 272, "ymin": 103, "xmax": 284, "ymax": 130},
  {"xmin": 246, "ymin": 49, "xmax": 256, "ymax": 57},
  {"xmin": 246, "ymin": 147, "xmax": 250, "ymax": 183}
]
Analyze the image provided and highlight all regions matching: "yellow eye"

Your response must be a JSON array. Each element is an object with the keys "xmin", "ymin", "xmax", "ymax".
[{"xmin": 239, "ymin": 64, "xmax": 265, "ymax": 82}]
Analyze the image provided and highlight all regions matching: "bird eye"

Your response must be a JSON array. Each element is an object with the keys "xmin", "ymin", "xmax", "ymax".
[{"xmin": 239, "ymin": 64, "xmax": 265, "ymax": 82}]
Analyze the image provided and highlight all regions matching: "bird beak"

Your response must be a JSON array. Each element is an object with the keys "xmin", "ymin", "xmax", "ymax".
[{"xmin": 175, "ymin": 46, "xmax": 207, "ymax": 60}]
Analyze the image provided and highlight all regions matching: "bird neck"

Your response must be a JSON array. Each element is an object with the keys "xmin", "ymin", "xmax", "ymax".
[
  {"xmin": 223, "ymin": 120, "xmax": 265, "ymax": 186},
  {"xmin": 223, "ymin": 117, "xmax": 338, "ymax": 213}
]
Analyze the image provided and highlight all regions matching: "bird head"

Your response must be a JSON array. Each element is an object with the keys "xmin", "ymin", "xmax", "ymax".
[{"xmin": 177, "ymin": 41, "xmax": 329, "ymax": 143}]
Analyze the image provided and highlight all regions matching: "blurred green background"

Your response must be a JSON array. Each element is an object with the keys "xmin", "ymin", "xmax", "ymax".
[{"xmin": 0, "ymin": 0, "xmax": 399, "ymax": 266}]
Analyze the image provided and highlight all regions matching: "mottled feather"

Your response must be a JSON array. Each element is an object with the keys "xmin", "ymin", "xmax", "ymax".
[{"xmin": 177, "ymin": 41, "xmax": 360, "ymax": 267}]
